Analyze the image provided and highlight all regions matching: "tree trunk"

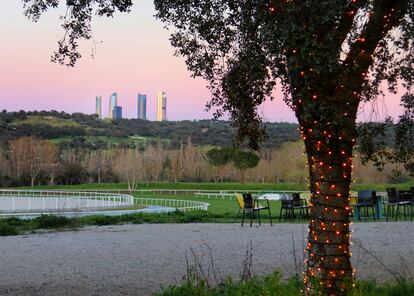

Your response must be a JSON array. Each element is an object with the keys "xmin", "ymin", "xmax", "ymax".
[
  {"xmin": 240, "ymin": 169, "xmax": 246, "ymax": 183},
  {"xmin": 303, "ymin": 125, "xmax": 356, "ymax": 295}
]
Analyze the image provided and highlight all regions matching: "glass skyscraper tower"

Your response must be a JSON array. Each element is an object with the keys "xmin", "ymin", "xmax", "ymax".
[
  {"xmin": 157, "ymin": 91, "xmax": 167, "ymax": 121},
  {"xmin": 109, "ymin": 92, "xmax": 117, "ymax": 119},
  {"xmin": 137, "ymin": 94, "xmax": 147, "ymax": 120},
  {"xmin": 95, "ymin": 96, "xmax": 102, "ymax": 118},
  {"xmin": 113, "ymin": 106, "xmax": 122, "ymax": 120}
]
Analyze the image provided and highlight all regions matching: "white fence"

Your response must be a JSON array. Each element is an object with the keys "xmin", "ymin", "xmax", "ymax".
[
  {"xmin": 194, "ymin": 190, "xmax": 310, "ymax": 200},
  {"xmin": 0, "ymin": 190, "xmax": 134, "ymax": 213},
  {"xmin": 0, "ymin": 190, "xmax": 209, "ymax": 216},
  {"xmin": 51, "ymin": 189, "xmax": 286, "ymax": 195},
  {"xmin": 134, "ymin": 197, "xmax": 209, "ymax": 212}
]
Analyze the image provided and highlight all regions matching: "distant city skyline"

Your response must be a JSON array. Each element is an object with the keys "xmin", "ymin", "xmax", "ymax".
[{"xmin": 0, "ymin": 2, "xmax": 405, "ymax": 123}]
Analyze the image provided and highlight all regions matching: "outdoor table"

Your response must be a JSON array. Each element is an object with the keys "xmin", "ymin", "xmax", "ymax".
[
  {"xmin": 351, "ymin": 192, "xmax": 385, "ymax": 220},
  {"xmin": 257, "ymin": 193, "xmax": 286, "ymax": 201}
]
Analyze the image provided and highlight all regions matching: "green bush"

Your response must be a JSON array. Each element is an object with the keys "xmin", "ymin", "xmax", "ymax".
[
  {"xmin": 157, "ymin": 272, "xmax": 414, "ymax": 296},
  {"xmin": 4, "ymin": 217, "xmax": 24, "ymax": 226},
  {"xmin": 0, "ymin": 223, "xmax": 19, "ymax": 236},
  {"xmin": 35, "ymin": 214, "xmax": 70, "ymax": 228},
  {"xmin": 93, "ymin": 215, "xmax": 118, "ymax": 226},
  {"xmin": 157, "ymin": 272, "xmax": 301, "ymax": 296}
]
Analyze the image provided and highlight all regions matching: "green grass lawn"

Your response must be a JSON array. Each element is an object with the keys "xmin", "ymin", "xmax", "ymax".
[
  {"xmin": 11, "ymin": 181, "xmax": 414, "ymax": 225},
  {"xmin": 18, "ymin": 181, "xmax": 414, "ymax": 191},
  {"xmin": 132, "ymin": 192, "xmax": 280, "ymax": 223}
]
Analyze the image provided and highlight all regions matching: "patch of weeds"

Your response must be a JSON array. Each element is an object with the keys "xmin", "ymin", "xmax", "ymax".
[
  {"xmin": 157, "ymin": 274, "xmax": 414, "ymax": 296},
  {"xmin": 0, "ymin": 223, "xmax": 19, "ymax": 236},
  {"xmin": 157, "ymin": 272, "xmax": 302, "ymax": 296},
  {"xmin": 35, "ymin": 214, "xmax": 70, "ymax": 228},
  {"xmin": 4, "ymin": 217, "xmax": 24, "ymax": 226},
  {"xmin": 93, "ymin": 215, "xmax": 118, "ymax": 226}
]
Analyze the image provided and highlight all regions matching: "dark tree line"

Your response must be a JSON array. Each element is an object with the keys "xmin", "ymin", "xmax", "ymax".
[{"xmin": 0, "ymin": 110, "xmax": 300, "ymax": 149}]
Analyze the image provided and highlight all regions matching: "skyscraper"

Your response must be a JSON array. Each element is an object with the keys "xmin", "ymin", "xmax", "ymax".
[
  {"xmin": 157, "ymin": 91, "xmax": 167, "ymax": 121},
  {"xmin": 95, "ymin": 96, "xmax": 102, "ymax": 118},
  {"xmin": 109, "ymin": 92, "xmax": 118, "ymax": 119},
  {"xmin": 137, "ymin": 94, "xmax": 147, "ymax": 120},
  {"xmin": 113, "ymin": 106, "xmax": 123, "ymax": 120}
]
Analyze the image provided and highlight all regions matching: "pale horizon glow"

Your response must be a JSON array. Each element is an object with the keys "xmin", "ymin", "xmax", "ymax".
[{"xmin": 0, "ymin": 1, "xmax": 405, "ymax": 123}]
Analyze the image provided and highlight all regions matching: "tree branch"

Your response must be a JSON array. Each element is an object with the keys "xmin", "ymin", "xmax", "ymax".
[
  {"xmin": 342, "ymin": 0, "xmax": 408, "ymax": 91},
  {"xmin": 333, "ymin": 0, "xmax": 368, "ymax": 52}
]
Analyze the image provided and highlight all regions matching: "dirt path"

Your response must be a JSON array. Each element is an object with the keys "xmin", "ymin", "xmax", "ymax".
[{"xmin": 0, "ymin": 222, "xmax": 413, "ymax": 295}]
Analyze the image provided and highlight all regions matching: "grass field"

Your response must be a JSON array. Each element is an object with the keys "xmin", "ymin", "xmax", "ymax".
[
  {"xmin": 13, "ymin": 181, "xmax": 414, "ymax": 225},
  {"xmin": 18, "ymin": 181, "xmax": 414, "ymax": 191}
]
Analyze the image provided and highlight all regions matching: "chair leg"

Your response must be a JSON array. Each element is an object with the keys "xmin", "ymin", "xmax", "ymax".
[
  {"xmin": 395, "ymin": 204, "xmax": 400, "ymax": 221},
  {"xmin": 279, "ymin": 207, "xmax": 283, "ymax": 222},
  {"xmin": 250, "ymin": 210, "xmax": 254, "ymax": 227},
  {"xmin": 385, "ymin": 205, "xmax": 388, "ymax": 221},
  {"xmin": 403, "ymin": 205, "xmax": 407, "ymax": 221},
  {"xmin": 241, "ymin": 209, "xmax": 245, "ymax": 226},
  {"xmin": 372, "ymin": 205, "xmax": 376, "ymax": 220},
  {"xmin": 268, "ymin": 207, "xmax": 273, "ymax": 226},
  {"xmin": 234, "ymin": 208, "xmax": 241, "ymax": 222},
  {"xmin": 258, "ymin": 210, "xmax": 261, "ymax": 226}
]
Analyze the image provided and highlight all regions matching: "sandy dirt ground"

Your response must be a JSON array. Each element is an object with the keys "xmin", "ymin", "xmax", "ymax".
[{"xmin": 0, "ymin": 222, "xmax": 413, "ymax": 295}]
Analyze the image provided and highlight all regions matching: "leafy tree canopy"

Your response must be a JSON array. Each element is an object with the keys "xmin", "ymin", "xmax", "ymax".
[
  {"xmin": 231, "ymin": 149, "xmax": 260, "ymax": 171},
  {"xmin": 205, "ymin": 147, "xmax": 233, "ymax": 167}
]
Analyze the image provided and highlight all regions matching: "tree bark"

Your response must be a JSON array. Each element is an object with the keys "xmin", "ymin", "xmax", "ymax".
[{"xmin": 303, "ymin": 123, "xmax": 356, "ymax": 295}]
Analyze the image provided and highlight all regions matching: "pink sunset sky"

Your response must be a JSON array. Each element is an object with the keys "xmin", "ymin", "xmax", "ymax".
[{"xmin": 0, "ymin": 1, "xmax": 405, "ymax": 122}]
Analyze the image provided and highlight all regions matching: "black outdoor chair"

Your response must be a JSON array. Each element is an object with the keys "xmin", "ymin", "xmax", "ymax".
[
  {"xmin": 385, "ymin": 188, "xmax": 412, "ymax": 221},
  {"xmin": 279, "ymin": 193, "xmax": 308, "ymax": 221},
  {"xmin": 235, "ymin": 193, "xmax": 272, "ymax": 227},
  {"xmin": 292, "ymin": 193, "xmax": 309, "ymax": 220},
  {"xmin": 355, "ymin": 190, "xmax": 376, "ymax": 221},
  {"xmin": 397, "ymin": 189, "xmax": 413, "ymax": 221}
]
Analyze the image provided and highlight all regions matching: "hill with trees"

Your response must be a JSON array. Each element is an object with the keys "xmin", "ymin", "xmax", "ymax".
[{"xmin": 0, "ymin": 110, "xmax": 300, "ymax": 149}]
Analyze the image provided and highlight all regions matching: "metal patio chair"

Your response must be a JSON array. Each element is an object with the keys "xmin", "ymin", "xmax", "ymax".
[
  {"xmin": 235, "ymin": 193, "xmax": 272, "ymax": 227},
  {"xmin": 385, "ymin": 188, "xmax": 412, "ymax": 221},
  {"xmin": 354, "ymin": 190, "xmax": 376, "ymax": 221}
]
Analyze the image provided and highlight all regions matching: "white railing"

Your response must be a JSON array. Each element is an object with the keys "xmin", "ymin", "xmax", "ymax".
[
  {"xmin": 0, "ymin": 189, "xmax": 134, "ymax": 213},
  {"xmin": 44, "ymin": 188, "xmax": 290, "ymax": 195},
  {"xmin": 0, "ymin": 190, "xmax": 209, "ymax": 216},
  {"xmin": 194, "ymin": 190, "xmax": 310, "ymax": 200},
  {"xmin": 134, "ymin": 198, "xmax": 209, "ymax": 212}
]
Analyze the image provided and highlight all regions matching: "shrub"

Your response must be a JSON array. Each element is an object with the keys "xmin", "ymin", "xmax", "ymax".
[
  {"xmin": 157, "ymin": 272, "xmax": 414, "ymax": 296},
  {"xmin": 35, "ymin": 214, "xmax": 70, "ymax": 228},
  {"xmin": 4, "ymin": 217, "xmax": 24, "ymax": 226},
  {"xmin": 0, "ymin": 224, "xmax": 19, "ymax": 236},
  {"xmin": 93, "ymin": 215, "xmax": 118, "ymax": 226}
]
